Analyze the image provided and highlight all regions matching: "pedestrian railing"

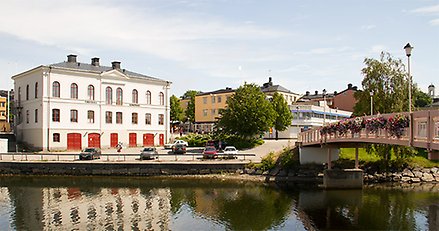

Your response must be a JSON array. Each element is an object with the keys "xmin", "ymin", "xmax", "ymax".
[{"xmin": 0, "ymin": 152, "xmax": 256, "ymax": 162}]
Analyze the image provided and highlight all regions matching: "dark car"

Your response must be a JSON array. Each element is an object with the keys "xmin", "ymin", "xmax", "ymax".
[
  {"xmin": 140, "ymin": 147, "xmax": 158, "ymax": 160},
  {"xmin": 205, "ymin": 140, "xmax": 227, "ymax": 151},
  {"xmin": 172, "ymin": 143, "xmax": 187, "ymax": 154},
  {"xmin": 79, "ymin": 147, "xmax": 101, "ymax": 160},
  {"xmin": 203, "ymin": 146, "xmax": 218, "ymax": 159}
]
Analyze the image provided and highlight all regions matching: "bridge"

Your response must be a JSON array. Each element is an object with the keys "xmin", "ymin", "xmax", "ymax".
[{"xmin": 297, "ymin": 109, "xmax": 439, "ymax": 188}]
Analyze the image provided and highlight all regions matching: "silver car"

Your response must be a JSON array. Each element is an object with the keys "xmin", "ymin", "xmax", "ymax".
[{"xmin": 140, "ymin": 147, "xmax": 158, "ymax": 160}]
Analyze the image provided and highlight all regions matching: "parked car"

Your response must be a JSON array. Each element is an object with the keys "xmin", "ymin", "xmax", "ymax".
[
  {"xmin": 203, "ymin": 146, "xmax": 218, "ymax": 159},
  {"xmin": 140, "ymin": 147, "xmax": 158, "ymax": 160},
  {"xmin": 223, "ymin": 146, "xmax": 238, "ymax": 159},
  {"xmin": 205, "ymin": 140, "xmax": 227, "ymax": 150},
  {"xmin": 164, "ymin": 140, "xmax": 188, "ymax": 149},
  {"xmin": 79, "ymin": 147, "xmax": 101, "ymax": 160},
  {"xmin": 172, "ymin": 143, "xmax": 187, "ymax": 154}
]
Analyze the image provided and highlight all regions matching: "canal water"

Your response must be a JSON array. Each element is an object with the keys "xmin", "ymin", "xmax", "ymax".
[{"xmin": 0, "ymin": 175, "xmax": 438, "ymax": 230}]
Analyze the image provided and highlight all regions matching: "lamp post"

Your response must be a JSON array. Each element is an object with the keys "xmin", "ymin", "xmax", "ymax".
[
  {"xmin": 404, "ymin": 43, "xmax": 413, "ymax": 113},
  {"xmin": 370, "ymin": 91, "xmax": 374, "ymax": 116},
  {"xmin": 404, "ymin": 42, "xmax": 413, "ymax": 147},
  {"xmin": 322, "ymin": 89, "xmax": 327, "ymax": 126}
]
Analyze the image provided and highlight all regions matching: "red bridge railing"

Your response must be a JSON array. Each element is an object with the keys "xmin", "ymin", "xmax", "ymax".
[{"xmin": 298, "ymin": 109, "xmax": 439, "ymax": 152}]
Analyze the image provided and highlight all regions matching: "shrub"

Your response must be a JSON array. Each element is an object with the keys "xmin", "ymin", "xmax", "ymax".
[{"xmin": 259, "ymin": 152, "xmax": 277, "ymax": 171}]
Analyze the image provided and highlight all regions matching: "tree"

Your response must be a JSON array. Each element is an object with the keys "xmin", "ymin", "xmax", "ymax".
[
  {"xmin": 170, "ymin": 95, "xmax": 183, "ymax": 122},
  {"xmin": 271, "ymin": 92, "xmax": 293, "ymax": 140},
  {"xmin": 353, "ymin": 52, "xmax": 409, "ymax": 116},
  {"xmin": 413, "ymin": 88, "xmax": 432, "ymax": 108},
  {"xmin": 354, "ymin": 52, "xmax": 415, "ymax": 168},
  {"xmin": 182, "ymin": 90, "xmax": 198, "ymax": 131},
  {"xmin": 217, "ymin": 83, "xmax": 276, "ymax": 138}
]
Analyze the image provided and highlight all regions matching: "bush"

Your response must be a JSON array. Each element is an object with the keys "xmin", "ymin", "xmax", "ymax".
[
  {"xmin": 179, "ymin": 133, "xmax": 211, "ymax": 147},
  {"xmin": 259, "ymin": 152, "xmax": 277, "ymax": 171},
  {"xmin": 279, "ymin": 147, "xmax": 300, "ymax": 169}
]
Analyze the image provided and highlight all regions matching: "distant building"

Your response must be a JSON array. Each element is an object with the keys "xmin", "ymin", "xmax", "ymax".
[
  {"xmin": 261, "ymin": 77, "xmax": 301, "ymax": 105},
  {"xmin": 298, "ymin": 83, "xmax": 358, "ymax": 112},
  {"xmin": 265, "ymin": 104, "xmax": 352, "ymax": 139},
  {"xmin": 12, "ymin": 54, "xmax": 171, "ymax": 151},
  {"xmin": 428, "ymin": 84, "xmax": 439, "ymax": 108}
]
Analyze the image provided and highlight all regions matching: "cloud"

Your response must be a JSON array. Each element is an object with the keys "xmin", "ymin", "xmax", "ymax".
[
  {"xmin": 430, "ymin": 18, "xmax": 439, "ymax": 25},
  {"xmin": 412, "ymin": 4, "xmax": 439, "ymax": 14},
  {"xmin": 0, "ymin": 0, "xmax": 289, "ymax": 73},
  {"xmin": 361, "ymin": 25, "xmax": 376, "ymax": 30}
]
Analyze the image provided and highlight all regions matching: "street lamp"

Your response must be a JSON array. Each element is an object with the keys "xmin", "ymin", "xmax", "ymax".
[
  {"xmin": 370, "ymin": 91, "xmax": 374, "ymax": 116},
  {"xmin": 404, "ymin": 42, "xmax": 413, "ymax": 147},
  {"xmin": 404, "ymin": 43, "xmax": 413, "ymax": 113},
  {"xmin": 322, "ymin": 89, "xmax": 327, "ymax": 126}
]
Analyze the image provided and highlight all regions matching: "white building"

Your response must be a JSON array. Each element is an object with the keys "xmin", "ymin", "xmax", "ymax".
[
  {"xmin": 12, "ymin": 54, "xmax": 171, "ymax": 151},
  {"xmin": 266, "ymin": 104, "xmax": 352, "ymax": 139}
]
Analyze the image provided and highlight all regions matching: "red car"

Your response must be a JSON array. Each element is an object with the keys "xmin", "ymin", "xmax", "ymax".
[{"xmin": 203, "ymin": 146, "xmax": 218, "ymax": 159}]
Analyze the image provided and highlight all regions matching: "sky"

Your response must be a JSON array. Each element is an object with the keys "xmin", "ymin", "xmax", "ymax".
[{"xmin": 0, "ymin": 0, "xmax": 438, "ymax": 97}]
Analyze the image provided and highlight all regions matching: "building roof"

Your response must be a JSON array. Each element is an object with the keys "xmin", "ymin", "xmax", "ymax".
[
  {"xmin": 260, "ymin": 77, "xmax": 299, "ymax": 95},
  {"xmin": 49, "ymin": 61, "xmax": 167, "ymax": 82},
  {"xmin": 196, "ymin": 88, "xmax": 235, "ymax": 96}
]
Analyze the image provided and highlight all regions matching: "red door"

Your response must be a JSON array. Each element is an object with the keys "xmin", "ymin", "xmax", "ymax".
[
  {"xmin": 159, "ymin": 134, "xmax": 164, "ymax": 146},
  {"xmin": 67, "ymin": 133, "xmax": 82, "ymax": 150},
  {"xmin": 129, "ymin": 133, "xmax": 137, "ymax": 147},
  {"xmin": 88, "ymin": 133, "xmax": 101, "ymax": 148},
  {"xmin": 143, "ymin": 133, "xmax": 154, "ymax": 146},
  {"xmin": 110, "ymin": 133, "xmax": 118, "ymax": 147}
]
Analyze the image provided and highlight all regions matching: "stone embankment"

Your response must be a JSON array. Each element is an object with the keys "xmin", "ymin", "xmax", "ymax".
[{"xmin": 364, "ymin": 167, "xmax": 439, "ymax": 183}]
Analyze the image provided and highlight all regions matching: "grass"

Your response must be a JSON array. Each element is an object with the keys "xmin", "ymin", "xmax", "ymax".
[{"xmin": 339, "ymin": 148, "xmax": 439, "ymax": 168}]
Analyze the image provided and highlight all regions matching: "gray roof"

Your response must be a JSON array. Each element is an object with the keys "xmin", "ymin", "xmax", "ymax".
[
  {"xmin": 49, "ymin": 61, "xmax": 167, "ymax": 82},
  {"xmin": 261, "ymin": 84, "xmax": 294, "ymax": 94}
]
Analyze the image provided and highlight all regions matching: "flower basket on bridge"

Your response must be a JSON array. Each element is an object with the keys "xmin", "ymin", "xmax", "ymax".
[
  {"xmin": 365, "ymin": 116, "xmax": 387, "ymax": 133},
  {"xmin": 387, "ymin": 114, "xmax": 409, "ymax": 138}
]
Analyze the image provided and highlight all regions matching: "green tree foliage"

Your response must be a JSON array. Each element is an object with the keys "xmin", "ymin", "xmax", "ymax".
[
  {"xmin": 354, "ymin": 52, "xmax": 416, "ymax": 167},
  {"xmin": 413, "ymin": 88, "xmax": 432, "ymax": 108},
  {"xmin": 353, "ymin": 52, "xmax": 410, "ymax": 116},
  {"xmin": 271, "ymin": 92, "xmax": 293, "ymax": 139},
  {"xmin": 170, "ymin": 95, "xmax": 184, "ymax": 122},
  {"xmin": 218, "ymin": 83, "xmax": 275, "ymax": 138},
  {"xmin": 182, "ymin": 90, "xmax": 198, "ymax": 124}
]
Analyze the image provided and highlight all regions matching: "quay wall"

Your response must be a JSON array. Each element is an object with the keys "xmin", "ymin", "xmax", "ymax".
[{"xmin": 0, "ymin": 162, "xmax": 247, "ymax": 176}]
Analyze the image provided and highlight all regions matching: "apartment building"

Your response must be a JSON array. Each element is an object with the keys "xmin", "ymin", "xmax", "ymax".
[
  {"xmin": 298, "ymin": 83, "xmax": 358, "ymax": 112},
  {"xmin": 12, "ymin": 55, "xmax": 171, "ymax": 151}
]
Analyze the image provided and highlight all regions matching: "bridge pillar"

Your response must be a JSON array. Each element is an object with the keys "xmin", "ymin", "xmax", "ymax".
[
  {"xmin": 428, "ymin": 150, "xmax": 439, "ymax": 160},
  {"xmin": 323, "ymin": 169, "xmax": 363, "ymax": 189}
]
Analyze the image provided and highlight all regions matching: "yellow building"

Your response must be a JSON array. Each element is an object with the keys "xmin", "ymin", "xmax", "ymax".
[
  {"xmin": 194, "ymin": 88, "xmax": 235, "ymax": 132},
  {"xmin": 0, "ymin": 96, "xmax": 9, "ymax": 132}
]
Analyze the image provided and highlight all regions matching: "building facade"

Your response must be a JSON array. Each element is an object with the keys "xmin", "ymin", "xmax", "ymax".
[
  {"xmin": 261, "ymin": 77, "xmax": 301, "ymax": 106},
  {"xmin": 298, "ymin": 83, "xmax": 358, "ymax": 112},
  {"xmin": 12, "ymin": 55, "xmax": 171, "ymax": 151}
]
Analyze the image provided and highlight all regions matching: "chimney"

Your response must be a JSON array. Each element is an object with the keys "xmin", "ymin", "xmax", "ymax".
[
  {"xmin": 91, "ymin": 57, "xmax": 100, "ymax": 66},
  {"xmin": 111, "ymin": 61, "xmax": 121, "ymax": 69},
  {"xmin": 305, "ymin": 91, "xmax": 310, "ymax": 96},
  {"xmin": 348, "ymin": 83, "xmax": 353, "ymax": 89},
  {"xmin": 315, "ymin": 90, "xmax": 318, "ymax": 95},
  {"xmin": 67, "ymin": 54, "xmax": 77, "ymax": 63},
  {"xmin": 334, "ymin": 91, "xmax": 337, "ymax": 95}
]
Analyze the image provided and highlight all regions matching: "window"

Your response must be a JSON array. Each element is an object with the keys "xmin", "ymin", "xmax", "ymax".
[
  {"xmin": 211, "ymin": 96, "xmax": 216, "ymax": 103},
  {"xmin": 211, "ymin": 109, "xmax": 216, "ymax": 115},
  {"xmin": 53, "ymin": 133, "xmax": 60, "ymax": 142},
  {"xmin": 26, "ymin": 110, "xmax": 29, "ymax": 123},
  {"xmin": 159, "ymin": 92, "xmax": 164, "ymax": 105},
  {"xmin": 132, "ymin": 113, "xmax": 138, "ymax": 124},
  {"xmin": 87, "ymin": 110, "xmax": 94, "ymax": 123},
  {"xmin": 132, "ymin": 89, "xmax": 138, "ymax": 104},
  {"xmin": 0, "ymin": 102, "xmax": 4, "ymax": 107},
  {"xmin": 145, "ymin": 113, "xmax": 151, "ymax": 125},
  {"xmin": 116, "ymin": 112, "xmax": 123, "ymax": 124},
  {"xmin": 218, "ymin": 96, "xmax": 222, "ymax": 103},
  {"xmin": 52, "ymin": 109, "xmax": 60, "ymax": 122},
  {"xmin": 203, "ymin": 109, "xmax": 208, "ymax": 116},
  {"xmin": 106, "ymin": 111, "xmax": 112, "ymax": 123},
  {"xmin": 417, "ymin": 121, "xmax": 427, "ymax": 137},
  {"xmin": 70, "ymin": 110, "xmax": 78, "ymax": 122},
  {"xmin": 106, "ymin": 87, "xmax": 112, "ymax": 104},
  {"xmin": 87, "ymin": 85, "xmax": 95, "ymax": 100},
  {"xmin": 52, "ymin": 81, "xmax": 60, "ymax": 97},
  {"xmin": 146, "ymin": 91, "xmax": 151, "ymax": 104},
  {"xmin": 35, "ymin": 109, "xmax": 38, "ymax": 123},
  {"xmin": 116, "ymin": 88, "xmax": 123, "ymax": 105},
  {"xmin": 26, "ymin": 85, "xmax": 29, "ymax": 100},
  {"xmin": 70, "ymin": 83, "xmax": 78, "ymax": 99},
  {"xmin": 158, "ymin": 114, "xmax": 164, "ymax": 125},
  {"xmin": 35, "ymin": 82, "xmax": 38, "ymax": 98},
  {"xmin": 203, "ymin": 97, "xmax": 207, "ymax": 104}
]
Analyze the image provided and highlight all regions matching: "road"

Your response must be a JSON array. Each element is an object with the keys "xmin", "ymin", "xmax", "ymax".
[{"xmin": 0, "ymin": 139, "xmax": 296, "ymax": 163}]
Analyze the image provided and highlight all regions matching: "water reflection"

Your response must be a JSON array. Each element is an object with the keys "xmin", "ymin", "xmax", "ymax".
[{"xmin": 0, "ymin": 176, "xmax": 438, "ymax": 230}]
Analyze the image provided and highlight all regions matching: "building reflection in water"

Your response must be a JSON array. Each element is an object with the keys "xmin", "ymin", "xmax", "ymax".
[{"xmin": 8, "ymin": 186, "xmax": 171, "ymax": 230}]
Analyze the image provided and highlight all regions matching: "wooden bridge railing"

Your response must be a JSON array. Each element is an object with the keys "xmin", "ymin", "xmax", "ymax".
[{"xmin": 298, "ymin": 109, "xmax": 439, "ymax": 152}]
